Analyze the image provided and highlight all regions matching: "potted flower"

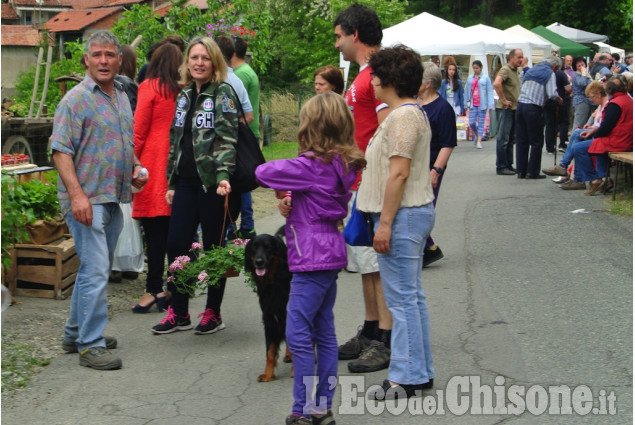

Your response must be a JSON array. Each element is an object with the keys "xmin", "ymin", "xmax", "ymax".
[{"xmin": 168, "ymin": 239, "xmax": 249, "ymax": 296}]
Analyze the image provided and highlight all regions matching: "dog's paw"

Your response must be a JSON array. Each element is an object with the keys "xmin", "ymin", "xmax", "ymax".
[
  {"xmin": 257, "ymin": 373, "xmax": 276, "ymax": 382},
  {"xmin": 282, "ymin": 354, "xmax": 292, "ymax": 363}
]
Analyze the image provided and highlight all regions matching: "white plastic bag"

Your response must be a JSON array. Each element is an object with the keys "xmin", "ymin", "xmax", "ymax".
[{"xmin": 112, "ymin": 203, "xmax": 144, "ymax": 272}]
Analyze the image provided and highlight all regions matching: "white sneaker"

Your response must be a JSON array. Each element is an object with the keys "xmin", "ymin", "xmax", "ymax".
[{"xmin": 476, "ymin": 142, "xmax": 483, "ymax": 149}]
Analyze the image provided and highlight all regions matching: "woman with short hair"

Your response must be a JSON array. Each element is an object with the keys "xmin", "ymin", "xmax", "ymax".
[{"xmin": 357, "ymin": 45, "xmax": 435, "ymax": 400}]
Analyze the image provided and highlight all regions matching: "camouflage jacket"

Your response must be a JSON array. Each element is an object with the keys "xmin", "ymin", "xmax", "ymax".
[{"xmin": 167, "ymin": 81, "xmax": 239, "ymax": 190}]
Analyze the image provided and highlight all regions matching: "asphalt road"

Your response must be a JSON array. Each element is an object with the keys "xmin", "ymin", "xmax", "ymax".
[{"xmin": 2, "ymin": 140, "xmax": 632, "ymax": 424}]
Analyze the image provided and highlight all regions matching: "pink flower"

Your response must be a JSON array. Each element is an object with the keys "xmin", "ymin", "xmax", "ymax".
[
  {"xmin": 228, "ymin": 250, "xmax": 234, "ymax": 255},
  {"xmin": 198, "ymin": 272, "xmax": 209, "ymax": 282},
  {"xmin": 191, "ymin": 242, "xmax": 202, "ymax": 251},
  {"xmin": 166, "ymin": 276, "xmax": 175, "ymax": 283}
]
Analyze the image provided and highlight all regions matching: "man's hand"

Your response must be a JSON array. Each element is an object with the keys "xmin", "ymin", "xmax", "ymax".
[
  {"xmin": 71, "ymin": 193, "xmax": 93, "ymax": 226},
  {"xmin": 132, "ymin": 166, "xmax": 149, "ymax": 189},
  {"xmin": 165, "ymin": 190, "xmax": 174, "ymax": 206}
]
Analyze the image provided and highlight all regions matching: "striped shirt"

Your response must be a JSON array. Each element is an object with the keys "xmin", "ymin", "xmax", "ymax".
[{"xmin": 518, "ymin": 73, "xmax": 558, "ymax": 106}]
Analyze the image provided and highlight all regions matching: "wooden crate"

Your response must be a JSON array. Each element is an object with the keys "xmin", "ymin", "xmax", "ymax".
[{"xmin": 7, "ymin": 235, "xmax": 78, "ymax": 299}]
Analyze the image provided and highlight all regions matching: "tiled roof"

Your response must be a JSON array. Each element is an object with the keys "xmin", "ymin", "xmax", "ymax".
[
  {"xmin": 153, "ymin": 0, "xmax": 207, "ymax": 17},
  {"xmin": 1, "ymin": 25, "xmax": 42, "ymax": 46},
  {"xmin": 43, "ymin": 7, "xmax": 121, "ymax": 32},
  {"xmin": 10, "ymin": 0, "xmax": 117, "ymax": 9},
  {"xmin": 1, "ymin": 3, "xmax": 19, "ymax": 20},
  {"xmin": 104, "ymin": 0, "xmax": 146, "ymax": 6}
]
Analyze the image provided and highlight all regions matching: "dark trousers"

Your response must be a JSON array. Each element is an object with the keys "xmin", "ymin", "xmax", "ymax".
[
  {"xmin": 167, "ymin": 176, "xmax": 240, "ymax": 317},
  {"xmin": 425, "ymin": 169, "xmax": 444, "ymax": 249},
  {"xmin": 545, "ymin": 99, "xmax": 570, "ymax": 151},
  {"xmin": 516, "ymin": 103, "xmax": 545, "ymax": 176},
  {"xmin": 140, "ymin": 216, "xmax": 170, "ymax": 294}
]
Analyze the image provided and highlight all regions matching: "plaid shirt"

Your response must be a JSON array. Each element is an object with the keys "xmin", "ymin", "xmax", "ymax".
[{"xmin": 518, "ymin": 73, "xmax": 558, "ymax": 106}]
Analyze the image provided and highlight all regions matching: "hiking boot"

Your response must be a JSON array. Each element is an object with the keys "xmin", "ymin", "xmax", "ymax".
[
  {"xmin": 347, "ymin": 340, "xmax": 390, "ymax": 373},
  {"xmin": 542, "ymin": 164, "xmax": 568, "ymax": 176},
  {"xmin": 423, "ymin": 246, "xmax": 444, "ymax": 268},
  {"xmin": 151, "ymin": 306, "xmax": 193, "ymax": 334},
  {"xmin": 338, "ymin": 326, "xmax": 371, "ymax": 360},
  {"xmin": 79, "ymin": 346, "xmax": 122, "ymax": 370},
  {"xmin": 62, "ymin": 335, "xmax": 117, "ymax": 353},
  {"xmin": 286, "ymin": 415, "xmax": 312, "ymax": 425},
  {"xmin": 194, "ymin": 308, "xmax": 226, "ymax": 334}
]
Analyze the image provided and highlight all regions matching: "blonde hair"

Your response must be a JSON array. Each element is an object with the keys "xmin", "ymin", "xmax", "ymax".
[
  {"xmin": 297, "ymin": 92, "xmax": 366, "ymax": 172},
  {"xmin": 585, "ymin": 81, "xmax": 605, "ymax": 98},
  {"xmin": 180, "ymin": 36, "xmax": 227, "ymax": 86}
]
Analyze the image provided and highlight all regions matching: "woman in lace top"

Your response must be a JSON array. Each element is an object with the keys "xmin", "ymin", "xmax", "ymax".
[{"xmin": 356, "ymin": 45, "xmax": 436, "ymax": 400}]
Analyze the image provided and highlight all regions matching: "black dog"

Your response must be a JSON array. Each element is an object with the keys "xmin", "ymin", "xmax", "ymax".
[{"xmin": 244, "ymin": 229, "xmax": 292, "ymax": 382}]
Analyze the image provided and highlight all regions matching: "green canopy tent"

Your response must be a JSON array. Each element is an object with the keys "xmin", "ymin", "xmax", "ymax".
[{"xmin": 531, "ymin": 25, "xmax": 594, "ymax": 57}]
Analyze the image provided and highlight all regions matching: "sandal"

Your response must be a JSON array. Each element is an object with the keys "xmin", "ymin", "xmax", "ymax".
[{"xmin": 131, "ymin": 292, "xmax": 167, "ymax": 313}]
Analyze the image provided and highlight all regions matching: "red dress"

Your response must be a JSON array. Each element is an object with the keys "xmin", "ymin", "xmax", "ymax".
[{"xmin": 132, "ymin": 79, "xmax": 177, "ymax": 218}]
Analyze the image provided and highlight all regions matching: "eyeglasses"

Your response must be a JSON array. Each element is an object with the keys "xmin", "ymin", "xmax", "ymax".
[{"xmin": 600, "ymin": 78, "xmax": 607, "ymax": 83}]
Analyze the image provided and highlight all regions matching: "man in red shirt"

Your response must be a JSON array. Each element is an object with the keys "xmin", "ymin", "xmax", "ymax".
[{"xmin": 334, "ymin": 4, "xmax": 392, "ymax": 374}]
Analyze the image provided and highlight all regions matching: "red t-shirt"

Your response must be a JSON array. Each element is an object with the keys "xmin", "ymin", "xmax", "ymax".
[{"xmin": 345, "ymin": 65, "xmax": 382, "ymax": 189}]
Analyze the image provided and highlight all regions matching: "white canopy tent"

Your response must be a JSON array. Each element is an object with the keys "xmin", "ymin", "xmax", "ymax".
[
  {"xmin": 382, "ymin": 12, "xmax": 505, "ymax": 55},
  {"xmin": 382, "ymin": 12, "xmax": 505, "ymax": 76},
  {"xmin": 546, "ymin": 22, "xmax": 608, "ymax": 43},
  {"xmin": 594, "ymin": 42, "xmax": 625, "ymax": 60},
  {"xmin": 464, "ymin": 24, "xmax": 552, "ymax": 66},
  {"xmin": 504, "ymin": 24, "xmax": 559, "ymax": 54}
]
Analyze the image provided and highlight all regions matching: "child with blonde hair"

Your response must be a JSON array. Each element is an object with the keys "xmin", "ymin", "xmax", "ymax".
[{"xmin": 255, "ymin": 92, "xmax": 366, "ymax": 425}]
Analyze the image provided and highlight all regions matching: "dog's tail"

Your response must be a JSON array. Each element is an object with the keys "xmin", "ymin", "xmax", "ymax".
[{"xmin": 274, "ymin": 225, "xmax": 285, "ymax": 241}]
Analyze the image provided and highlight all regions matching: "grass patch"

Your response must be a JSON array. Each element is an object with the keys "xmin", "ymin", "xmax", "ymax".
[
  {"xmin": 606, "ymin": 189, "xmax": 633, "ymax": 216},
  {"xmin": 1, "ymin": 335, "xmax": 51, "ymax": 395},
  {"xmin": 262, "ymin": 141, "xmax": 299, "ymax": 161},
  {"xmin": 261, "ymin": 90, "xmax": 313, "ymax": 144}
]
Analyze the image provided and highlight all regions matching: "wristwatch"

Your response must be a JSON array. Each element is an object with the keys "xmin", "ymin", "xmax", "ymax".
[{"xmin": 432, "ymin": 166, "xmax": 444, "ymax": 175}]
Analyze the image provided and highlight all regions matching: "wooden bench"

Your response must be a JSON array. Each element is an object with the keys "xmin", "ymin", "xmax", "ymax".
[{"xmin": 607, "ymin": 152, "xmax": 633, "ymax": 200}]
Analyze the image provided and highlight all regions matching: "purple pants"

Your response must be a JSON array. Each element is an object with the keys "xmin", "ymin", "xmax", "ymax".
[{"xmin": 286, "ymin": 269, "xmax": 339, "ymax": 417}]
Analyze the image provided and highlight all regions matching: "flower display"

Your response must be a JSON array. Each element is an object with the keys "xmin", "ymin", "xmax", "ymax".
[{"xmin": 168, "ymin": 239, "xmax": 249, "ymax": 296}]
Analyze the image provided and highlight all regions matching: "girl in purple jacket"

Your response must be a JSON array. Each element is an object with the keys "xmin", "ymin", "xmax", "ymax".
[{"xmin": 255, "ymin": 92, "xmax": 366, "ymax": 425}]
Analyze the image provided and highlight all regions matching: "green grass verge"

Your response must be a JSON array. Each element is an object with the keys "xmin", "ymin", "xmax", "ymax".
[
  {"xmin": 606, "ymin": 190, "xmax": 633, "ymax": 216},
  {"xmin": 1, "ymin": 334, "xmax": 51, "ymax": 395},
  {"xmin": 262, "ymin": 141, "xmax": 299, "ymax": 161}
]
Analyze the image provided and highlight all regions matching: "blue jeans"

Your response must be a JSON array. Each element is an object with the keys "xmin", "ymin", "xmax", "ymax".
[
  {"xmin": 572, "ymin": 140, "xmax": 608, "ymax": 182},
  {"xmin": 286, "ymin": 270, "xmax": 339, "ymax": 417},
  {"xmin": 469, "ymin": 107, "xmax": 487, "ymax": 138},
  {"xmin": 371, "ymin": 204, "xmax": 436, "ymax": 385},
  {"xmin": 496, "ymin": 108, "xmax": 516, "ymax": 170},
  {"xmin": 560, "ymin": 129, "xmax": 591, "ymax": 168},
  {"xmin": 227, "ymin": 192, "xmax": 255, "ymax": 234},
  {"xmin": 63, "ymin": 203, "xmax": 122, "ymax": 351}
]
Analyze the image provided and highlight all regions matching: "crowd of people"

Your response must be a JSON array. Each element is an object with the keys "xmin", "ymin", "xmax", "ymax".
[{"xmin": 50, "ymin": 7, "xmax": 632, "ymax": 424}]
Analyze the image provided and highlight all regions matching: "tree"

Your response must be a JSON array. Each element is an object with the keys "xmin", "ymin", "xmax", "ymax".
[{"xmin": 263, "ymin": 0, "xmax": 411, "ymax": 85}]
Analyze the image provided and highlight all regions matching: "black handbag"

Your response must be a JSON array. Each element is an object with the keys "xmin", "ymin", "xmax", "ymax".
[
  {"xmin": 215, "ymin": 84, "xmax": 266, "ymax": 193},
  {"xmin": 343, "ymin": 193, "xmax": 374, "ymax": 247}
]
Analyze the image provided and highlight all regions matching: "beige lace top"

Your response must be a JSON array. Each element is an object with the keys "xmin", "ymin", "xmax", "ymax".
[{"xmin": 357, "ymin": 104, "xmax": 434, "ymax": 213}]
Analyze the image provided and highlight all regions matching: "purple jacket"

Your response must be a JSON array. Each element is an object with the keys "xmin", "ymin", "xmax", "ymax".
[{"xmin": 255, "ymin": 153, "xmax": 356, "ymax": 273}]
